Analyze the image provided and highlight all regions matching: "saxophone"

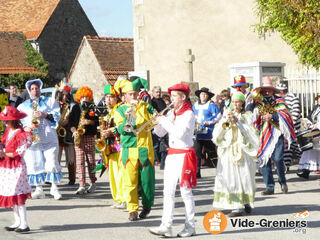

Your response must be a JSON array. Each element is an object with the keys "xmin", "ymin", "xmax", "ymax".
[
  {"xmin": 32, "ymin": 99, "xmax": 40, "ymax": 142},
  {"xmin": 95, "ymin": 115, "xmax": 108, "ymax": 152},
  {"xmin": 56, "ymin": 103, "xmax": 69, "ymax": 137},
  {"xmin": 75, "ymin": 110, "xmax": 87, "ymax": 147}
]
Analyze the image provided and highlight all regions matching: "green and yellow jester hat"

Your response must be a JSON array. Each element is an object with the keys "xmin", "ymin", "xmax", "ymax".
[
  {"xmin": 104, "ymin": 84, "xmax": 118, "ymax": 96},
  {"xmin": 114, "ymin": 78, "xmax": 149, "ymax": 94}
]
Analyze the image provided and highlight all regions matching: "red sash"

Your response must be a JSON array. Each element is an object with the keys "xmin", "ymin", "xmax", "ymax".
[{"xmin": 167, "ymin": 147, "xmax": 197, "ymax": 188}]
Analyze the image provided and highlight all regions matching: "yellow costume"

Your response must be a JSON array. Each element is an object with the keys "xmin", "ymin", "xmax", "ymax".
[
  {"xmin": 113, "ymin": 78, "xmax": 155, "ymax": 217},
  {"xmin": 104, "ymin": 101, "xmax": 124, "ymax": 205}
]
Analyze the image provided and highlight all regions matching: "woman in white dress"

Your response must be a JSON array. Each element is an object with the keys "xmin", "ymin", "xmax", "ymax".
[
  {"xmin": 297, "ymin": 95, "xmax": 320, "ymax": 179},
  {"xmin": 212, "ymin": 92, "xmax": 259, "ymax": 217}
]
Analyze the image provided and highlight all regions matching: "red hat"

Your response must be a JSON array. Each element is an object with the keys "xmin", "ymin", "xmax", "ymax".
[
  {"xmin": 232, "ymin": 75, "xmax": 249, "ymax": 88},
  {"xmin": 168, "ymin": 83, "xmax": 190, "ymax": 96},
  {"xmin": 253, "ymin": 76, "xmax": 280, "ymax": 94},
  {"xmin": 0, "ymin": 106, "xmax": 27, "ymax": 120}
]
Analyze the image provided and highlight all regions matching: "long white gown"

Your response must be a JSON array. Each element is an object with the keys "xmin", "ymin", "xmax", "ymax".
[
  {"xmin": 212, "ymin": 111, "xmax": 259, "ymax": 210},
  {"xmin": 298, "ymin": 106, "xmax": 320, "ymax": 171}
]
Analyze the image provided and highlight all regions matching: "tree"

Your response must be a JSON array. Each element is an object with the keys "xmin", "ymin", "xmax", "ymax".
[{"xmin": 253, "ymin": 0, "xmax": 320, "ymax": 68}]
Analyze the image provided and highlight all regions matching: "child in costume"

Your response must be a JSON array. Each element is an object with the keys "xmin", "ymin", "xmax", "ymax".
[
  {"xmin": 0, "ymin": 106, "xmax": 32, "ymax": 232},
  {"xmin": 149, "ymin": 84, "xmax": 197, "ymax": 237}
]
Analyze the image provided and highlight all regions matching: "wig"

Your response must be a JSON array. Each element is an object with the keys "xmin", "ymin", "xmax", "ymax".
[{"xmin": 75, "ymin": 86, "xmax": 93, "ymax": 103}]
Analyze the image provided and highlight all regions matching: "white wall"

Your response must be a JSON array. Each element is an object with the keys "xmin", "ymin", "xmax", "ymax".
[{"xmin": 133, "ymin": 0, "xmax": 300, "ymax": 96}]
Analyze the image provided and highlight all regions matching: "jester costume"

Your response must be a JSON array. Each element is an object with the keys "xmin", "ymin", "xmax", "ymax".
[
  {"xmin": 97, "ymin": 84, "xmax": 124, "ymax": 206},
  {"xmin": 114, "ymin": 78, "xmax": 155, "ymax": 218}
]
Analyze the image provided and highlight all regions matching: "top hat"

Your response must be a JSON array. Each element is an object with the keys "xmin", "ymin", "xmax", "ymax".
[{"xmin": 232, "ymin": 75, "xmax": 249, "ymax": 88}]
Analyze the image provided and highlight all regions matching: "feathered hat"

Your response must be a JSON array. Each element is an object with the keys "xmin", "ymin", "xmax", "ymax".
[{"xmin": 55, "ymin": 77, "xmax": 72, "ymax": 92}]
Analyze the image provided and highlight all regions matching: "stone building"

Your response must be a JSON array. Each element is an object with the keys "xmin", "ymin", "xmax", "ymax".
[
  {"xmin": 0, "ymin": 0, "xmax": 97, "ymax": 82},
  {"xmin": 0, "ymin": 32, "xmax": 42, "ymax": 77},
  {"xmin": 133, "ymin": 0, "xmax": 300, "ymax": 94},
  {"xmin": 68, "ymin": 36, "xmax": 134, "ymax": 102}
]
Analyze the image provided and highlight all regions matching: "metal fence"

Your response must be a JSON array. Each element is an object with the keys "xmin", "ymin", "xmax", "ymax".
[{"xmin": 286, "ymin": 68, "xmax": 320, "ymax": 117}]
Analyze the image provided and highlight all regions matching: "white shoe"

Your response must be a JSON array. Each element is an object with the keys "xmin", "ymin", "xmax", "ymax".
[
  {"xmin": 110, "ymin": 202, "xmax": 121, "ymax": 209},
  {"xmin": 177, "ymin": 225, "xmax": 196, "ymax": 237},
  {"xmin": 149, "ymin": 225, "xmax": 173, "ymax": 237},
  {"xmin": 50, "ymin": 187, "xmax": 62, "ymax": 200},
  {"xmin": 75, "ymin": 187, "xmax": 86, "ymax": 195},
  {"xmin": 116, "ymin": 202, "xmax": 127, "ymax": 210},
  {"xmin": 31, "ymin": 188, "xmax": 45, "ymax": 199},
  {"xmin": 86, "ymin": 183, "xmax": 96, "ymax": 193}
]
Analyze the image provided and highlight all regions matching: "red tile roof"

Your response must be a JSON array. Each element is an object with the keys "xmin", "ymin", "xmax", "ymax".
[
  {"xmin": 69, "ymin": 36, "xmax": 134, "ymax": 84},
  {"xmin": 0, "ymin": 32, "xmax": 43, "ymax": 74},
  {"xmin": 0, "ymin": 0, "xmax": 60, "ymax": 39}
]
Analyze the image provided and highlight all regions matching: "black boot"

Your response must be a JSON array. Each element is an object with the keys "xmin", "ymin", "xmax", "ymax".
[{"xmin": 297, "ymin": 170, "xmax": 310, "ymax": 179}]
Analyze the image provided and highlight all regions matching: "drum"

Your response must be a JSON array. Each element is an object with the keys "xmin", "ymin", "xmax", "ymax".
[
  {"xmin": 302, "ymin": 129, "xmax": 320, "ymax": 138},
  {"xmin": 296, "ymin": 129, "xmax": 313, "ymax": 152}
]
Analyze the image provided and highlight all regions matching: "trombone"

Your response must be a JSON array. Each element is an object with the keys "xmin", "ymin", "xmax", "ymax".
[{"xmin": 136, "ymin": 103, "xmax": 173, "ymax": 134}]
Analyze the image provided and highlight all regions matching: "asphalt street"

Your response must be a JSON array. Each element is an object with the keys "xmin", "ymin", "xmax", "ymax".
[{"xmin": 0, "ymin": 159, "xmax": 319, "ymax": 240}]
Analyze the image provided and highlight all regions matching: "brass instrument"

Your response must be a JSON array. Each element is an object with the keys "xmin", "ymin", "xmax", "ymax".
[
  {"xmin": 32, "ymin": 99, "xmax": 40, "ymax": 142},
  {"xmin": 95, "ymin": 115, "xmax": 109, "ymax": 152},
  {"xmin": 75, "ymin": 110, "xmax": 87, "ymax": 147},
  {"xmin": 194, "ymin": 121, "xmax": 203, "ymax": 134},
  {"xmin": 222, "ymin": 108, "xmax": 235, "ymax": 129},
  {"xmin": 56, "ymin": 103, "xmax": 69, "ymax": 137},
  {"xmin": 250, "ymin": 88, "xmax": 279, "ymax": 129},
  {"xmin": 123, "ymin": 105, "xmax": 137, "ymax": 135},
  {"xmin": 136, "ymin": 103, "xmax": 174, "ymax": 134}
]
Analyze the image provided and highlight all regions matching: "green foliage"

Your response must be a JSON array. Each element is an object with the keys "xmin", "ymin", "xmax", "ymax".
[
  {"xmin": 0, "ymin": 33, "xmax": 51, "ymax": 89},
  {"xmin": 253, "ymin": 0, "xmax": 320, "ymax": 68},
  {"xmin": 0, "ymin": 73, "xmax": 46, "ymax": 89},
  {"xmin": 23, "ymin": 37, "xmax": 49, "ymax": 76}
]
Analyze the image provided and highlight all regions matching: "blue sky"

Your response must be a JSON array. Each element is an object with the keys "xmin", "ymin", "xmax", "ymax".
[{"xmin": 78, "ymin": 0, "xmax": 133, "ymax": 38}]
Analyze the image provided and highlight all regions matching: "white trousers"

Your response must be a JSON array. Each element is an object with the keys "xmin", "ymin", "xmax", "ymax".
[{"xmin": 161, "ymin": 153, "xmax": 195, "ymax": 228}]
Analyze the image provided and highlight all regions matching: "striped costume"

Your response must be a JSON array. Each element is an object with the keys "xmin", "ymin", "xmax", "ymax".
[{"xmin": 283, "ymin": 93, "xmax": 301, "ymax": 167}]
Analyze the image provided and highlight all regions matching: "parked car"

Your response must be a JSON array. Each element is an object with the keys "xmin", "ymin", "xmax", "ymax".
[
  {"xmin": 41, "ymin": 87, "xmax": 58, "ymax": 100},
  {"xmin": 41, "ymin": 87, "xmax": 78, "ymax": 101}
]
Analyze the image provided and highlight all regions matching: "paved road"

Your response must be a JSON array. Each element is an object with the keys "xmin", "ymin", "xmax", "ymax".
[{"xmin": 0, "ymin": 160, "xmax": 319, "ymax": 240}]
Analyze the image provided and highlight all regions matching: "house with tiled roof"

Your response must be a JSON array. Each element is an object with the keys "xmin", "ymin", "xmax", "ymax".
[
  {"xmin": 68, "ymin": 35, "xmax": 134, "ymax": 102},
  {"xmin": 0, "ymin": 32, "xmax": 43, "ymax": 75},
  {"xmin": 0, "ymin": 0, "xmax": 97, "ymax": 82}
]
